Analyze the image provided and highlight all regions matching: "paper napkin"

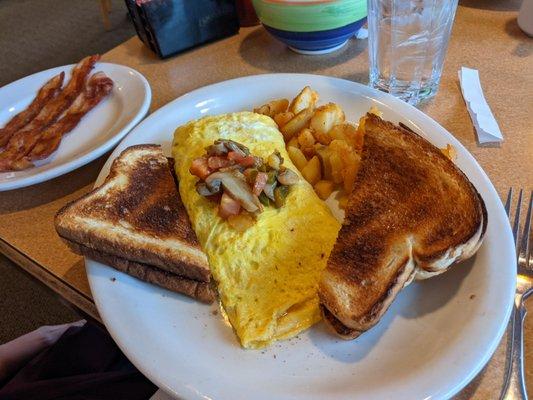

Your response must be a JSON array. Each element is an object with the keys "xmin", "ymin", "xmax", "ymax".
[
  {"xmin": 355, "ymin": 28, "xmax": 368, "ymax": 40},
  {"xmin": 458, "ymin": 67, "xmax": 504, "ymax": 144}
]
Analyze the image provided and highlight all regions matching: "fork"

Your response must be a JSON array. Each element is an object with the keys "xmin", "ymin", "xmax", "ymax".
[{"xmin": 500, "ymin": 188, "xmax": 533, "ymax": 400}]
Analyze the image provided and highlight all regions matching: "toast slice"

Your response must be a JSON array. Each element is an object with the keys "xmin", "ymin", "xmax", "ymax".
[
  {"xmin": 55, "ymin": 144, "xmax": 211, "ymax": 285},
  {"xmin": 65, "ymin": 240, "xmax": 215, "ymax": 303},
  {"xmin": 319, "ymin": 113, "xmax": 487, "ymax": 339}
]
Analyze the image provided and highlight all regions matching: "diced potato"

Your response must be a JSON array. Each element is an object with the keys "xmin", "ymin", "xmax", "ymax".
[
  {"xmin": 328, "ymin": 139, "xmax": 360, "ymax": 192},
  {"xmin": 270, "ymin": 99, "xmax": 289, "ymax": 115},
  {"xmin": 338, "ymin": 194, "xmax": 349, "ymax": 209},
  {"xmin": 315, "ymin": 146, "xmax": 333, "ymax": 181},
  {"xmin": 254, "ymin": 98, "xmax": 289, "ymax": 117},
  {"xmin": 254, "ymin": 104, "xmax": 270, "ymax": 116},
  {"xmin": 440, "ymin": 144, "xmax": 457, "ymax": 161},
  {"xmin": 329, "ymin": 139, "xmax": 351, "ymax": 157},
  {"xmin": 287, "ymin": 136, "xmax": 299, "ymax": 148},
  {"xmin": 287, "ymin": 146, "xmax": 308, "ymax": 171},
  {"xmin": 301, "ymin": 156, "xmax": 321, "ymax": 185},
  {"xmin": 289, "ymin": 86, "xmax": 319, "ymax": 115},
  {"xmin": 314, "ymin": 180, "xmax": 334, "ymax": 200},
  {"xmin": 314, "ymin": 143, "xmax": 326, "ymax": 152},
  {"xmin": 273, "ymin": 111, "xmax": 294, "ymax": 128},
  {"xmin": 309, "ymin": 103, "xmax": 345, "ymax": 136},
  {"xmin": 298, "ymin": 128, "xmax": 315, "ymax": 148},
  {"xmin": 281, "ymin": 107, "xmax": 314, "ymax": 141},
  {"xmin": 342, "ymin": 123, "xmax": 364, "ymax": 152},
  {"xmin": 329, "ymin": 124, "xmax": 347, "ymax": 141},
  {"xmin": 329, "ymin": 123, "xmax": 363, "ymax": 151},
  {"xmin": 301, "ymin": 146, "xmax": 316, "ymax": 159},
  {"xmin": 329, "ymin": 151, "xmax": 344, "ymax": 184},
  {"xmin": 313, "ymin": 129, "xmax": 332, "ymax": 145},
  {"xmin": 342, "ymin": 151, "xmax": 360, "ymax": 193}
]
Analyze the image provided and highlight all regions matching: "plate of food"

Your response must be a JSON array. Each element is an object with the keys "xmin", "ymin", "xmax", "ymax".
[
  {"xmin": 55, "ymin": 74, "xmax": 515, "ymax": 399},
  {"xmin": 0, "ymin": 55, "xmax": 151, "ymax": 191}
]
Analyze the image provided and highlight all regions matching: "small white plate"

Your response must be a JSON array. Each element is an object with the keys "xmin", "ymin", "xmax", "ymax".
[
  {"xmin": 87, "ymin": 74, "xmax": 515, "ymax": 400},
  {"xmin": 0, "ymin": 62, "xmax": 151, "ymax": 191}
]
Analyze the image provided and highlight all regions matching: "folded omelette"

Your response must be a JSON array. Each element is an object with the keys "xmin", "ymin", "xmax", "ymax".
[{"xmin": 172, "ymin": 112, "xmax": 340, "ymax": 349}]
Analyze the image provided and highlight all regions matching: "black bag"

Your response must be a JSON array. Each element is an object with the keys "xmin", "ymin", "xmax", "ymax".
[{"xmin": 125, "ymin": 0, "xmax": 240, "ymax": 58}]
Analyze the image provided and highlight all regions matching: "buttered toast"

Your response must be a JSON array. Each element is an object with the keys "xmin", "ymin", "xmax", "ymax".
[
  {"xmin": 55, "ymin": 144, "xmax": 214, "ymax": 302},
  {"xmin": 319, "ymin": 113, "xmax": 487, "ymax": 338}
]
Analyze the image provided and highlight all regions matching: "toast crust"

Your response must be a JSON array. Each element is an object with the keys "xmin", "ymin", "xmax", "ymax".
[
  {"xmin": 66, "ymin": 240, "xmax": 215, "ymax": 303},
  {"xmin": 55, "ymin": 145, "xmax": 210, "ymax": 282},
  {"xmin": 320, "ymin": 114, "xmax": 487, "ymax": 337}
]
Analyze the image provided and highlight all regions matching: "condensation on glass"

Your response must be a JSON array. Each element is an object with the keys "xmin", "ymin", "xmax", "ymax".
[{"xmin": 368, "ymin": 0, "xmax": 459, "ymax": 105}]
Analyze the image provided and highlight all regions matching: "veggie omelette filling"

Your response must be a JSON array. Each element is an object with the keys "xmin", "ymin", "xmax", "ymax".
[{"xmin": 172, "ymin": 112, "xmax": 340, "ymax": 349}]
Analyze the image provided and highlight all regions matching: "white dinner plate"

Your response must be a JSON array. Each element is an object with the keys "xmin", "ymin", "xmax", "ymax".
[
  {"xmin": 87, "ymin": 74, "xmax": 515, "ymax": 400},
  {"xmin": 0, "ymin": 62, "xmax": 151, "ymax": 191}
]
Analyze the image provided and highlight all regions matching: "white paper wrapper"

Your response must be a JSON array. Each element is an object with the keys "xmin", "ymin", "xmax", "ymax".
[
  {"xmin": 459, "ymin": 67, "xmax": 503, "ymax": 145},
  {"xmin": 355, "ymin": 27, "xmax": 368, "ymax": 40}
]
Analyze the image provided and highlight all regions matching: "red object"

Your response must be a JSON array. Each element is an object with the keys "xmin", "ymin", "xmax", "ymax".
[
  {"xmin": 227, "ymin": 151, "xmax": 255, "ymax": 167},
  {"xmin": 207, "ymin": 156, "xmax": 233, "ymax": 170},
  {"xmin": 235, "ymin": 0, "xmax": 259, "ymax": 27},
  {"xmin": 219, "ymin": 193, "xmax": 241, "ymax": 218},
  {"xmin": 189, "ymin": 157, "xmax": 211, "ymax": 180},
  {"xmin": 252, "ymin": 172, "xmax": 268, "ymax": 196}
]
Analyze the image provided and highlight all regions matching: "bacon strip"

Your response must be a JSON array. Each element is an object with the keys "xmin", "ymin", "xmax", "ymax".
[
  {"xmin": 0, "ymin": 55, "xmax": 99, "ymax": 171},
  {"xmin": 0, "ymin": 72, "xmax": 65, "ymax": 147},
  {"xmin": 17, "ymin": 72, "xmax": 114, "ymax": 168}
]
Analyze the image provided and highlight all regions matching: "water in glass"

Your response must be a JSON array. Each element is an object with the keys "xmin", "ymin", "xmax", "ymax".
[{"xmin": 368, "ymin": 0, "xmax": 459, "ymax": 105}]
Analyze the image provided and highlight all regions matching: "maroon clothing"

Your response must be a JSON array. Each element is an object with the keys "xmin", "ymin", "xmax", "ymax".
[{"xmin": 0, "ymin": 323, "xmax": 156, "ymax": 400}]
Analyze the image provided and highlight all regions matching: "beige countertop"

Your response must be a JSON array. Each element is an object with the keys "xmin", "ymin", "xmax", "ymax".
[{"xmin": 0, "ymin": 1, "xmax": 531, "ymax": 398}]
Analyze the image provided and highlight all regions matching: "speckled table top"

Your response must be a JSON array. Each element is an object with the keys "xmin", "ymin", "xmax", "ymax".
[{"xmin": 0, "ymin": 1, "xmax": 531, "ymax": 398}]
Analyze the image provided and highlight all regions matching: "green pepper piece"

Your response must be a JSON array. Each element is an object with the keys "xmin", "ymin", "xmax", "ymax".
[
  {"xmin": 274, "ymin": 185, "xmax": 289, "ymax": 208},
  {"xmin": 259, "ymin": 192, "xmax": 271, "ymax": 207},
  {"xmin": 267, "ymin": 170, "xmax": 278, "ymax": 184}
]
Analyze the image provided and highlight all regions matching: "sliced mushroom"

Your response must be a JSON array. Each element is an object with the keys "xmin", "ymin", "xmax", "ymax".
[
  {"xmin": 196, "ymin": 180, "xmax": 221, "ymax": 196},
  {"xmin": 224, "ymin": 140, "xmax": 250, "ymax": 157},
  {"xmin": 263, "ymin": 170, "xmax": 278, "ymax": 200},
  {"xmin": 263, "ymin": 181, "xmax": 277, "ymax": 201},
  {"xmin": 206, "ymin": 141, "xmax": 228, "ymax": 156},
  {"xmin": 205, "ymin": 171, "xmax": 260, "ymax": 213},
  {"xmin": 218, "ymin": 164, "xmax": 245, "ymax": 173},
  {"xmin": 277, "ymin": 168, "xmax": 299, "ymax": 185}
]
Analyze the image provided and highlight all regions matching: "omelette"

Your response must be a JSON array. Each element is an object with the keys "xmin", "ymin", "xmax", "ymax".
[{"xmin": 172, "ymin": 112, "xmax": 340, "ymax": 349}]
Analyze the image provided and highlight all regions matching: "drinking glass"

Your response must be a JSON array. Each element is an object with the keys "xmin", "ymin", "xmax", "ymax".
[{"xmin": 368, "ymin": 0, "xmax": 459, "ymax": 105}]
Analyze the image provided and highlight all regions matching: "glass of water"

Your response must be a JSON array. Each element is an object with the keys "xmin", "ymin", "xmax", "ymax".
[{"xmin": 368, "ymin": 0, "xmax": 459, "ymax": 105}]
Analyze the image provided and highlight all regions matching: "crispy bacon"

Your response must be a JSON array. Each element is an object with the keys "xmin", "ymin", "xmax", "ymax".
[
  {"xmin": 0, "ymin": 72, "xmax": 65, "ymax": 148},
  {"xmin": 21, "ymin": 72, "xmax": 113, "ymax": 165},
  {"xmin": 0, "ymin": 55, "xmax": 99, "ymax": 171}
]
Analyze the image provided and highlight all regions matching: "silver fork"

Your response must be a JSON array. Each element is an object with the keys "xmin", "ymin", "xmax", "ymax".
[{"xmin": 501, "ymin": 189, "xmax": 533, "ymax": 400}]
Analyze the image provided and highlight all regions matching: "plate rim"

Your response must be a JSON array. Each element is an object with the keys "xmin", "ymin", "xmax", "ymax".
[
  {"xmin": 87, "ymin": 73, "xmax": 515, "ymax": 400},
  {"xmin": 0, "ymin": 62, "xmax": 152, "ymax": 191}
]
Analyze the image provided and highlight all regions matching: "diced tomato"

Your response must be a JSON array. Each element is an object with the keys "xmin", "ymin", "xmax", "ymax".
[
  {"xmin": 227, "ymin": 151, "xmax": 255, "ymax": 167},
  {"xmin": 207, "ymin": 156, "xmax": 233, "ymax": 170},
  {"xmin": 252, "ymin": 172, "xmax": 268, "ymax": 196},
  {"xmin": 189, "ymin": 157, "xmax": 211, "ymax": 180},
  {"xmin": 218, "ymin": 192, "xmax": 241, "ymax": 219}
]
